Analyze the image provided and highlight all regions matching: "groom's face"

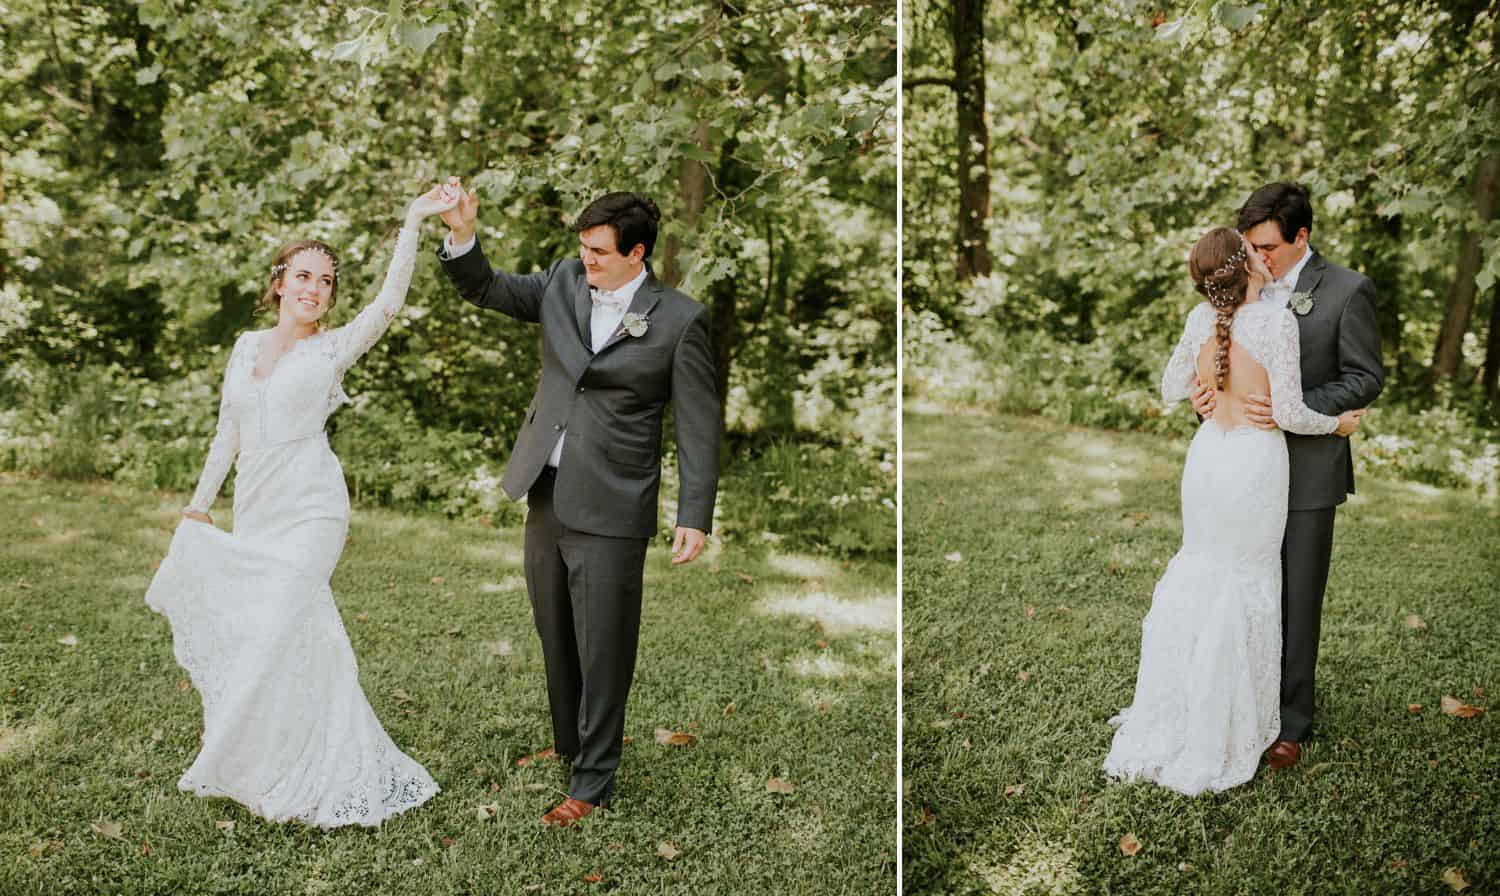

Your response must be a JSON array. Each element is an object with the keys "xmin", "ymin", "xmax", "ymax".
[
  {"xmin": 1243, "ymin": 221, "xmax": 1309, "ymax": 281},
  {"xmin": 578, "ymin": 225, "xmax": 645, "ymax": 291}
]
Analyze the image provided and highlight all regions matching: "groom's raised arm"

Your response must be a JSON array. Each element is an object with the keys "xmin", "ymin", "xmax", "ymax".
[
  {"xmin": 671, "ymin": 305, "xmax": 721, "ymax": 533},
  {"xmin": 438, "ymin": 234, "xmax": 556, "ymax": 323},
  {"xmin": 1302, "ymin": 278, "xmax": 1384, "ymax": 416}
]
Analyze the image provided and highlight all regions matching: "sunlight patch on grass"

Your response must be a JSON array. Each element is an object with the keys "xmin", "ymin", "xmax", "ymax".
[
  {"xmin": 768, "ymin": 553, "xmax": 842, "ymax": 580},
  {"xmin": 459, "ymin": 540, "xmax": 525, "ymax": 568},
  {"xmin": 480, "ymin": 576, "xmax": 527, "ymax": 594},
  {"xmin": 788, "ymin": 652, "xmax": 856, "ymax": 679},
  {"xmin": 0, "ymin": 718, "xmax": 56, "ymax": 763},
  {"xmin": 759, "ymin": 591, "xmax": 897, "ymax": 634},
  {"xmin": 967, "ymin": 835, "xmax": 1084, "ymax": 896},
  {"xmin": 797, "ymin": 688, "xmax": 845, "ymax": 712}
]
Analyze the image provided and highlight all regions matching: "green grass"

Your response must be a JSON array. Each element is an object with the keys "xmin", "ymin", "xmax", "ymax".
[
  {"xmin": 902, "ymin": 406, "xmax": 1499, "ymax": 896},
  {"xmin": 0, "ymin": 474, "xmax": 895, "ymax": 895}
]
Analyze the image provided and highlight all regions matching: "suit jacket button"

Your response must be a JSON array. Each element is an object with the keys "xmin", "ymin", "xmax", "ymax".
[{"xmin": 576, "ymin": 385, "xmax": 585, "ymax": 393}]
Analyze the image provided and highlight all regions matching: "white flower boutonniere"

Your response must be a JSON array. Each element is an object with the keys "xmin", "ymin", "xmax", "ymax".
[
  {"xmin": 622, "ymin": 312, "xmax": 649, "ymax": 338},
  {"xmin": 1289, "ymin": 291, "xmax": 1315, "ymax": 316}
]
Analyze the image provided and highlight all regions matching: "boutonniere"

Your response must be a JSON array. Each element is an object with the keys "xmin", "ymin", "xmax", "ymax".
[
  {"xmin": 622, "ymin": 312, "xmax": 650, "ymax": 338},
  {"xmin": 1288, "ymin": 291, "xmax": 1315, "ymax": 316}
]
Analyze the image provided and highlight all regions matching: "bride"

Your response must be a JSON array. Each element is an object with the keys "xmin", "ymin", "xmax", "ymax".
[
  {"xmin": 144, "ymin": 185, "xmax": 458, "ymax": 827},
  {"xmin": 1102, "ymin": 226, "xmax": 1364, "ymax": 796}
]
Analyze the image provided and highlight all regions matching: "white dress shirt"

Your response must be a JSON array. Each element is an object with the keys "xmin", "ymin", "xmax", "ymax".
[
  {"xmin": 1264, "ymin": 245, "xmax": 1313, "ymax": 308},
  {"xmin": 445, "ymin": 233, "xmax": 647, "ymax": 469}
]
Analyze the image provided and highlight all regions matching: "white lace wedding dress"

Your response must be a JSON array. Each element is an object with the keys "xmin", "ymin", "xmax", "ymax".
[
  {"xmin": 145, "ymin": 227, "xmax": 439, "ymax": 827},
  {"xmin": 1102, "ymin": 298, "xmax": 1339, "ymax": 795}
]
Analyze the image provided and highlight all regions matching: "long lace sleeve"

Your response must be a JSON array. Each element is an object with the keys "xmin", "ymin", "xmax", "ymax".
[
  {"xmin": 1268, "ymin": 309, "xmax": 1340, "ymax": 436},
  {"xmin": 1161, "ymin": 303, "xmax": 1209, "ymax": 405},
  {"xmin": 187, "ymin": 335, "xmax": 246, "ymax": 513},
  {"xmin": 329, "ymin": 226, "xmax": 420, "ymax": 375}
]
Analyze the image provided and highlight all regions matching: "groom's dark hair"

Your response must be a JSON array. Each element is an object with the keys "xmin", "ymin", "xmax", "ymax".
[
  {"xmin": 1237, "ymin": 182, "xmax": 1313, "ymax": 241},
  {"xmin": 572, "ymin": 192, "xmax": 662, "ymax": 260}
]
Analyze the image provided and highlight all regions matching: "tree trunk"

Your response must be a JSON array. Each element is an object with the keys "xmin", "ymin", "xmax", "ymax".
[
  {"xmin": 1482, "ymin": 284, "xmax": 1500, "ymax": 401},
  {"xmin": 952, "ymin": 0, "xmax": 992, "ymax": 281},
  {"xmin": 710, "ymin": 276, "xmax": 737, "ymax": 438},
  {"xmin": 1430, "ymin": 151, "xmax": 1500, "ymax": 382},
  {"xmin": 658, "ymin": 118, "xmax": 713, "ymax": 288}
]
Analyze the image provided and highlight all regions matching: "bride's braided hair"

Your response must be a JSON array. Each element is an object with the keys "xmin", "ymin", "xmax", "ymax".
[{"xmin": 1188, "ymin": 227, "xmax": 1250, "ymax": 391}]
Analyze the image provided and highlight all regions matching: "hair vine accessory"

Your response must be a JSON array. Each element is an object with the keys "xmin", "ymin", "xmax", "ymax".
[
  {"xmin": 1209, "ymin": 243, "xmax": 1247, "ymax": 279},
  {"xmin": 271, "ymin": 245, "xmax": 340, "ymax": 279}
]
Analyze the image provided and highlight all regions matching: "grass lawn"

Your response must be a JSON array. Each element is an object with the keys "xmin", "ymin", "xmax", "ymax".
[
  {"xmin": 0, "ymin": 473, "xmax": 895, "ymax": 895},
  {"xmin": 902, "ymin": 406, "xmax": 1499, "ymax": 895}
]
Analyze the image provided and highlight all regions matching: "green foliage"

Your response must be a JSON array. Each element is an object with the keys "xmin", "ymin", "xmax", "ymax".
[
  {"xmin": 905, "ymin": 0, "xmax": 1500, "ymax": 411},
  {"xmin": 1, "ymin": 0, "xmax": 895, "ymax": 467},
  {"xmin": 906, "ymin": 306, "xmax": 1500, "ymax": 497},
  {"xmin": 720, "ymin": 438, "xmax": 897, "ymax": 561}
]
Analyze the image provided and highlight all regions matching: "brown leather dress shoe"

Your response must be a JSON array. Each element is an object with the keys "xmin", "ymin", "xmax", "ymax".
[
  {"xmin": 1265, "ymin": 740, "xmax": 1301, "ymax": 770},
  {"xmin": 541, "ymin": 797, "xmax": 597, "ymax": 827}
]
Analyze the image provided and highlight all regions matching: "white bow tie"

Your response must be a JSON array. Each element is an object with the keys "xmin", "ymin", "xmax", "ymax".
[{"xmin": 590, "ymin": 288, "xmax": 628, "ymax": 310}]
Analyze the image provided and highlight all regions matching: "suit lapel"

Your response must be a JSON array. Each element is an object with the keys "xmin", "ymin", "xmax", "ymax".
[
  {"xmin": 574, "ymin": 277, "xmax": 595, "ymax": 354},
  {"xmin": 1293, "ymin": 250, "xmax": 1327, "ymax": 298},
  {"xmin": 595, "ymin": 272, "xmax": 665, "ymax": 356}
]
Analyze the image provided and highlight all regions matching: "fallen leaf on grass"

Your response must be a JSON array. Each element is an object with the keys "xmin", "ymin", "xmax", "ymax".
[
  {"xmin": 486, "ymin": 640, "xmax": 514, "ymax": 658},
  {"xmin": 430, "ymin": 576, "xmax": 445, "ymax": 585},
  {"xmin": 177, "ymin": 679, "xmax": 190, "ymax": 692},
  {"xmin": 655, "ymin": 728, "xmax": 697, "ymax": 747},
  {"xmin": 944, "ymin": 551, "xmax": 963, "ymax": 563},
  {"xmin": 1025, "ymin": 605, "xmax": 1036, "ymax": 620},
  {"xmin": 475, "ymin": 803, "xmax": 499, "ymax": 820},
  {"xmin": 515, "ymin": 747, "xmax": 557, "ymax": 767},
  {"xmin": 734, "ymin": 570, "xmax": 755, "ymax": 583},
  {"xmin": 214, "ymin": 820, "xmax": 234, "ymax": 833},
  {"xmin": 657, "ymin": 841, "xmax": 681, "ymax": 861},
  {"xmin": 1441, "ymin": 696, "xmax": 1483, "ymax": 719},
  {"xmin": 57, "ymin": 634, "xmax": 79, "ymax": 647},
  {"xmin": 1443, "ymin": 867, "xmax": 1471, "ymax": 893},
  {"xmin": 919, "ymin": 806, "xmax": 936, "ymax": 825},
  {"xmin": 1119, "ymin": 833, "xmax": 1142, "ymax": 856},
  {"xmin": 766, "ymin": 777, "xmax": 794, "ymax": 794},
  {"xmin": 1004, "ymin": 784, "xmax": 1024, "ymax": 797},
  {"xmin": 1389, "ymin": 858, "xmax": 1409, "ymax": 869},
  {"xmin": 1177, "ymin": 862, "xmax": 1193, "ymax": 873},
  {"xmin": 354, "ymin": 612, "xmax": 369, "ymax": 623},
  {"xmin": 440, "ymin": 837, "xmax": 457, "ymax": 848},
  {"xmin": 391, "ymin": 689, "xmax": 415, "ymax": 706},
  {"xmin": 91, "ymin": 819, "xmax": 123, "ymax": 840},
  {"xmin": 962, "ymin": 737, "xmax": 972, "ymax": 750},
  {"xmin": 1404, "ymin": 614, "xmax": 1427, "ymax": 630},
  {"xmin": 1408, "ymin": 703, "xmax": 1423, "ymax": 713},
  {"xmin": 722, "ymin": 702, "xmax": 736, "ymax": 717},
  {"xmin": 1016, "ymin": 670, "xmax": 1031, "ymax": 682},
  {"xmin": 445, "ymin": 626, "xmax": 463, "ymax": 636},
  {"xmin": 583, "ymin": 872, "xmax": 602, "ymax": 884},
  {"xmin": 140, "ymin": 840, "xmax": 152, "ymax": 856}
]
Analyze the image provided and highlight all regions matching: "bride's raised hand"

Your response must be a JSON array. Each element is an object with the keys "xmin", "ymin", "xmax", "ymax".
[
  {"xmin": 405, "ymin": 184, "xmax": 461, "ymax": 226},
  {"xmin": 1243, "ymin": 236, "xmax": 1272, "ymax": 291}
]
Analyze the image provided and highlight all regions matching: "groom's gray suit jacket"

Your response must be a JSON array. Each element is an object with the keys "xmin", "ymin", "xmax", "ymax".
[
  {"xmin": 1285, "ymin": 251, "xmax": 1384, "ymax": 511},
  {"xmin": 439, "ymin": 238, "xmax": 720, "ymax": 539}
]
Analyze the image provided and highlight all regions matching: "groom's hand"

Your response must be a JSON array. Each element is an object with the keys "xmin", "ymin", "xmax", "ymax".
[
  {"xmin": 671, "ymin": 527, "xmax": 707, "ymax": 565},
  {"xmin": 1245, "ymin": 393, "xmax": 1279, "ymax": 431},
  {"xmin": 440, "ymin": 176, "xmax": 478, "ymax": 244},
  {"xmin": 1190, "ymin": 377, "xmax": 1216, "ymax": 418}
]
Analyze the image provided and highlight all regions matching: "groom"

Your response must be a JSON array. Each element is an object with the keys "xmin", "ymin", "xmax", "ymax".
[
  {"xmin": 436, "ymin": 182, "xmax": 721, "ymax": 824},
  {"xmin": 1193, "ymin": 182, "xmax": 1384, "ymax": 769}
]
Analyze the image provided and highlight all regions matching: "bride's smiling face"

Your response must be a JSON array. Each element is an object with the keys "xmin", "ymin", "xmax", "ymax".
[{"xmin": 276, "ymin": 250, "xmax": 336, "ymax": 326}]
